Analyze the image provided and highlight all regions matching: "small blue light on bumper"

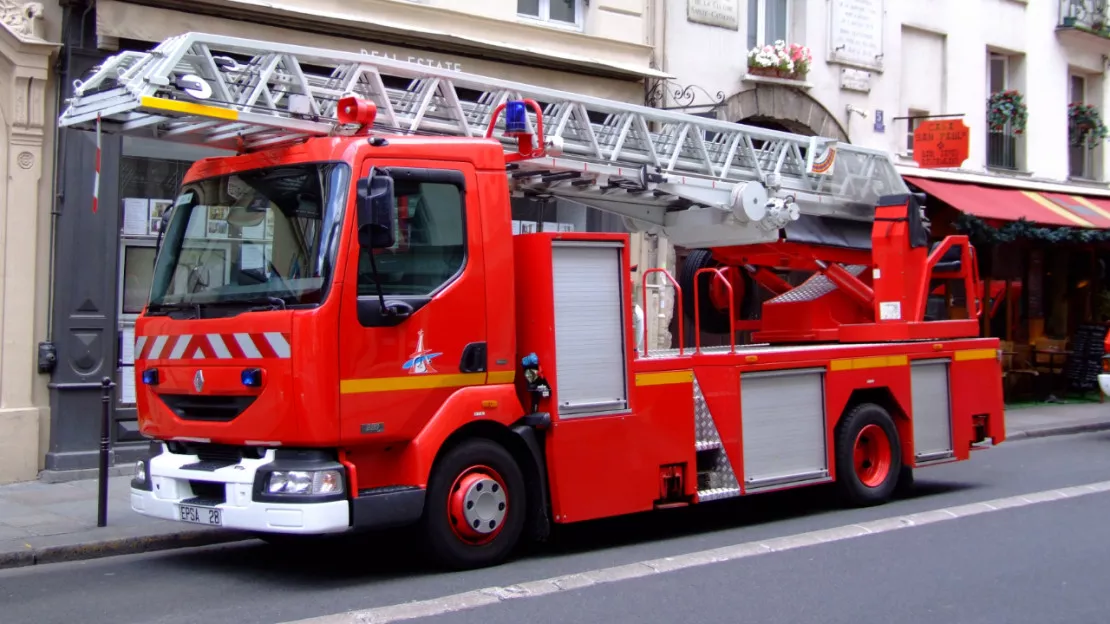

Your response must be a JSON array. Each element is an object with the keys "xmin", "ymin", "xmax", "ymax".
[
  {"xmin": 141, "ymin": 368, "xmax": 159, "ymax": 385},
  {"xmin": 241, "ymin": 368, "xmax": 263, "ymax": 387}
]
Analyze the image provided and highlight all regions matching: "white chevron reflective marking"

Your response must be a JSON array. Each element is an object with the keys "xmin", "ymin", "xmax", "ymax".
[
  {"xmin": 149, "ymin": 336, "xmax": 169, "ymax": 359},
  {"xmin": 208, "ymin": 334, "xmax": 232, "ymax": 359},
  {"xmin": 193, "ymin": 348, "xmax": 205, "ymax": 359},
  {"xmin": 280, "ymin": 480, "xmax": 1110, "ymax": 624},
  {"xmin": 264, "ymin": 332, "xmax": 291, "ymax": 358},
  {"xmin": 135, "ymin": 336, "xmax": 147, "ymax": 355},
  {"xmin": 168, "ymin": 335, "xmax": 190, "ymax": 360},
  {"xmin": 235, "ymin": 333, "xmax": 262, "ymax": 358}
]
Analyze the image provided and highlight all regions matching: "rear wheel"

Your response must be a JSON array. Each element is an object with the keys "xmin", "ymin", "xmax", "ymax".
[
  {"xmin": 679, "ymin": 249, "xmax": 758, "ymax": 335},
  {"xmin": 420, "ymin": 438, "xmax": 526, "ymax": 570},
  {"xmin": 834, "ymin": 402, "xmax": 903, "ymax": 507}
]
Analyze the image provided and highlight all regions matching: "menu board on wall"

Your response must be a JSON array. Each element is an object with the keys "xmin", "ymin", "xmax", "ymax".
[{"xmin": 829, "ymin": 0, "xmax": 885, "ymax": 71}]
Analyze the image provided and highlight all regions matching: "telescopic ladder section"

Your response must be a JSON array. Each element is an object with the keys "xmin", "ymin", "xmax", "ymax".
[{"xmin": 57, "ymin": 32, "xmax": 909, "ymax": 246}]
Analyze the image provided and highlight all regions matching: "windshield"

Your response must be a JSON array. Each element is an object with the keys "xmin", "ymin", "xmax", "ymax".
[{"xmin": 147, "ymin": 161, "xmax": 350, "ymax": 313}]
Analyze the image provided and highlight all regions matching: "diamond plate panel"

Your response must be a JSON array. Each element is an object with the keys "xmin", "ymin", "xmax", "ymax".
[
  {"xmin": 767, "ymin": 264, "xmax": 867, "ymax": 304},
  {"xmin": 693, "ymin": 376, "xmax": 741, "ymax": 498}
]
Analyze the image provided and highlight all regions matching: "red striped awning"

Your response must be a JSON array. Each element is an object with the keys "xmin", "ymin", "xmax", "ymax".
[{"xmin": 904, "ymin": 176, "xmax": 1110, "ymax": 229}]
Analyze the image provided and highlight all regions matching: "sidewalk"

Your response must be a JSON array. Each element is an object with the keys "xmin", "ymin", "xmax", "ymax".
[
  {"xmin": 3, "ymin": 402, "xmax": 1109, "ymax": 570},
  {"xmin": 0, "ymin": 474, "xmax": 249, "ymax": 569}
]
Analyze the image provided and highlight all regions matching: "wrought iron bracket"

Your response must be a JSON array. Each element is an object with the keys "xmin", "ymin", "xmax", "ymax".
[{"xmin": 645, "ymin": 79, "xmax": 727, "ymax": 114}]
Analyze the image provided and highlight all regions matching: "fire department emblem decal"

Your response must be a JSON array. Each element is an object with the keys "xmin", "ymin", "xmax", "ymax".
[
  {"xmin": 193, "ymin": 370, "xmax": 205, "ymax": 392},
  {"xmin": 403, "ymin": 330, "xmax": 441, "ymax": 375}
]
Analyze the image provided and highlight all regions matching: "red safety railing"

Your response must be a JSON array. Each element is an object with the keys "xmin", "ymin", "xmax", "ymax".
[
  {"xmin": 693, "ymin": 267, "xmax": 736, "ymax": 355},
  {"xmin": 641, "ymin": 268, "xmax": 684, "ymax": 357}
]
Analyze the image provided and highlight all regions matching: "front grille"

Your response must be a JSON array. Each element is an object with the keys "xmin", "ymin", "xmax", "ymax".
[
  {"xmin": 158, "ymin": 394, "xmax": 256, "ymax": 422},
  {"xmin": 166, "ymin": 442, "xmax": 266, "ymax": 463},
  {"xmin": 187, "ymin": 480, "xmax": 227, "ymax": 505}
]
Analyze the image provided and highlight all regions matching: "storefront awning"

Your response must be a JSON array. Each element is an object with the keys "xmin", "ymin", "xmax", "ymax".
[{"xmin": 904, "ymin": 176, "xmax": 1110, "ymax": 229}]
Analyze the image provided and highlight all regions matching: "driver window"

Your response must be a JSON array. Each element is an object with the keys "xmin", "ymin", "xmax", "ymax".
[{"xmin": 357, "ymin": 177, "xmax": 466, "ymax": 296}]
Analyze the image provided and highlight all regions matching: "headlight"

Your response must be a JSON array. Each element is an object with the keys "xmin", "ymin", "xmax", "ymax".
[
  {"xmin": 266, "ymin": 469, "xmax": 344, "ymax": 495},
  {"xmin": 134, "ymin": 460, "xmax": 147, "ymax": 482}
]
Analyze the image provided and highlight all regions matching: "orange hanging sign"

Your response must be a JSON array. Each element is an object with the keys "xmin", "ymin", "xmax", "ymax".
[{"xmin": 912, "ymin": 119, "xmax": 970, "ymax": 169}]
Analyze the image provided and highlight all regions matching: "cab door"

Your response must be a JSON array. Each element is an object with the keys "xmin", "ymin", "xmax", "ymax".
[{"xmin": 338, "ymin": 160, "xmax": 488, "ymax": 446}]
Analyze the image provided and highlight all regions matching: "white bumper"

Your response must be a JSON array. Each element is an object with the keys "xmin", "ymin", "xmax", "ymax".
[
  {"xmin": 1100, "ymin": 374, "xmax": 1110, "ymax": 398},
  {"xmin": 130, "ymin": 446, "xmax": 351, "ymax": 534}
]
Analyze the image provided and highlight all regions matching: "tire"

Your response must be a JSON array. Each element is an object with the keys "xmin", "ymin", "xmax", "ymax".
[
  {"xmin": 679, "ymin": 249, "xmax": 758, "ymax": 335},
  {"xmin": 420, "ymin": 438, "xmax": 527, "ymax": 570},
  {"xmin": 833, "ymin": 402, "xmax": 903, "ymax": 507}
]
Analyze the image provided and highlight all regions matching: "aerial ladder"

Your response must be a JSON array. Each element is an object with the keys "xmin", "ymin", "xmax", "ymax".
[{"xmin": 58, "ymin": 32, "xmax": 981, "ymax": 346}]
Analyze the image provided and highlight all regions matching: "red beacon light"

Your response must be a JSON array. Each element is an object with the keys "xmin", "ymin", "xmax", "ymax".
[{"xmin": 337, "ymin": 96, "xmax": 378, "ymax": 135}]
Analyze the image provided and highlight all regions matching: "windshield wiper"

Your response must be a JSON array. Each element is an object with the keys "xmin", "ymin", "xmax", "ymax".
[
  {"xmin": 146, "ymin": 301, "xmax": 201, "ymax": 318},
  {"xmin": 205, "ymin": 295, "xmax": 290, "ymax": 312}
]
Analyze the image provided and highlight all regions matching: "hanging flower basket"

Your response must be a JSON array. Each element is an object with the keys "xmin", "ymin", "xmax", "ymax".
[
  {"xmin": 1068, "ymin": 102, "xmax": 1109, "ymax": 148},
  {"xmin": 986, "ymin": 90, "xmax": 1028, "ymax": 135},
  {"xmin": 747, "ymin": 41, "xmax": 812, "ymax": 81}
]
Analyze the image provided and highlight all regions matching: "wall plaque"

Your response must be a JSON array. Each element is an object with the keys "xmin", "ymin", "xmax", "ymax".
[
  {"xmin": 687, "ymin": 0, "xmax": 739, "ymax": 30},
  {"xmin": 829, "ymin": 0, "xmax": 884, "ymax": 71}
]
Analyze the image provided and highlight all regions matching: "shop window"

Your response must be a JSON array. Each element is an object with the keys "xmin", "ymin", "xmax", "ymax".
[
  {"xmin": 358, "ymin": 176, "xmax": 466, "ymax": 297},
  {"xmin": 748, "ymin": 0, "xmax": 789, "ymax": 49},
  {"xmin": 518, "ymin": 0, "xmax": 582, "ymax": 27}
]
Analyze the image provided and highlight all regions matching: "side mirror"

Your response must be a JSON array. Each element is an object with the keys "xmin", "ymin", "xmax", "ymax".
[{"xmin": 356, "ymin": 169, "xmax": 396, "ymax": 249}]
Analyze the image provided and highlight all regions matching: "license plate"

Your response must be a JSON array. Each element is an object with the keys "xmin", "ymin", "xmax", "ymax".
[{"xmin": 178, "ymin": 504, "xmax": 222, "ymax": 526}]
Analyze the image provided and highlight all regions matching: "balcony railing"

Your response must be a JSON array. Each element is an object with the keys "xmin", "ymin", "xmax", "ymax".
[
  {"xmin": 1060, "ymin": 0, "xmax": 1110, "ymax": 38},
  {"xmin": 987, "ymin": 122, "xmax": 1020, "ymax": 171}
]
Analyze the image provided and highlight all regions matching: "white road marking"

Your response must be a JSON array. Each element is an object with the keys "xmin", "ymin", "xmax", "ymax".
[{"xmin": 283, "ymin": 480, "xmax": 1110, "ymax": 624}]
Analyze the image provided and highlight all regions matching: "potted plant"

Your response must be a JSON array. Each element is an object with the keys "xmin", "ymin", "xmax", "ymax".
[
  {"xmin": 987, "ymin": 89, "xmax": 1028, "ymax": 134},
  {"xmin": 1068, "ymin": 102, "xmax": 1109, "ymax": 148},
  {"xmin": 747, "ymin": 41, "xmax": 812, "ymax": 81}
]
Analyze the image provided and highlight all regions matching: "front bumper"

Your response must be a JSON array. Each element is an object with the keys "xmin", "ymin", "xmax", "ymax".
[
  {"xmin": 130, "ymin": 444, "xmax": 351, "ymax": 534},
  {"xmin": 1099, "ymin": 374, "xmax": 1110, "ymax": 398}
]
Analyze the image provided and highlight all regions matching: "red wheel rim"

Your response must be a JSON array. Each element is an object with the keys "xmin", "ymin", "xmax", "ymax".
[
  {"xmin": 852, "ymin": 424, "xmax": 892, "ymax": 488},
  {"xmin": 446, "ymin": 465, "xmax": 509, "ymax": 545}
]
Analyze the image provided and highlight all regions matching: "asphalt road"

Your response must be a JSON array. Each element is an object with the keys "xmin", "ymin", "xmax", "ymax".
[{"xmin": 3, "ymin": 431, "xmax": 1110, "ymax": 624}]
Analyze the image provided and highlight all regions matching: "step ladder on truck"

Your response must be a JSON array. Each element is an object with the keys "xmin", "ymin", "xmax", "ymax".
[{"xmin": 58, "ymin": 32, "xmax": 1005, "ymax": 570}]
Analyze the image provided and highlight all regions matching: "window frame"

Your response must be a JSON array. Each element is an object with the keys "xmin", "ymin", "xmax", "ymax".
[
  {"xmin": 748, "ymin": 0, "xmax": 790, "ymax": 49},
  {"xmin": 356, "ymin": 166, "xmax": 469, "ymax": 299},
  {"xmin": 906, "ymin": 109, "xmax": 928, "ymax": 154},
  {"xmin": 988, "ymin": 52, "xmax": 1009, "ymax": 95},
  {"xmin": 517, "ymin": 0, "xmax": 585, "ymax": 30}
]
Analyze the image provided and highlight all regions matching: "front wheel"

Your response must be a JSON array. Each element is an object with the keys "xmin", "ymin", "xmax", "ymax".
[
  {"xmin": 420, "ymin": 438, "xmax": 527, "ymax": 570},
  {"xmin": 833, "ymin": 402, "xmax": 903, "ymax": 507}
]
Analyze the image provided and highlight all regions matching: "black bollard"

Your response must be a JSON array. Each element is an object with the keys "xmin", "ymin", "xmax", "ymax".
[{"xmin": 97, "ymin": 376, "xmax": 114, "ymax": 528}]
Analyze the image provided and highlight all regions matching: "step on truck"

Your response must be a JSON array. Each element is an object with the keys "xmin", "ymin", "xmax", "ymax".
[{"xmin": 58, "ymin": 33, "xmax": 1005, "ymax": 570}]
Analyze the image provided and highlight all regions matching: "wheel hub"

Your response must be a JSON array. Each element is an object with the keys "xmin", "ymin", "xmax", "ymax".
[
  {"xmin": 852, "ymin": 423, "xmax": 892, "ymax": 488},
  {"xmin": 448, "ymin": 468, "xmax": 508, "ymax": 543}
]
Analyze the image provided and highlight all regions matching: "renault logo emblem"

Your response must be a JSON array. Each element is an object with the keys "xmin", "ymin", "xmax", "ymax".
[{"xmin": 193, "ymin": 370, "xmax": 205, "ymax": 393}]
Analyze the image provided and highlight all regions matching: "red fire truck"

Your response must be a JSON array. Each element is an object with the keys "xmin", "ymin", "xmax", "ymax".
[{"xmin": 59, "ymin": 33, "xmax": 1005, "ymax": 570}]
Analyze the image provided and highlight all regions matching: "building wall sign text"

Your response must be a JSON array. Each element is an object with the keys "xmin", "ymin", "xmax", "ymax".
[
  {"xmin": 361, "ymin": 49, "xmax": 463, "ymax": 72},
  {"xmin": 687, "ymin": 0, "xmax": 739, "ymax": 30},
  {"xmin": 829, "ymin": 0, "xmax": 884, "ymax": 71}
]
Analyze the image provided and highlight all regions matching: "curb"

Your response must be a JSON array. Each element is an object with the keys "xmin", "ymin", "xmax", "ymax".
[
  {"xmin": 1007, "ymin": 421, "xmax": 1110, "ymax": 441},
  {"xmin": 0, "ymin": 529, "xmax": 254, "ymax": 571}
]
